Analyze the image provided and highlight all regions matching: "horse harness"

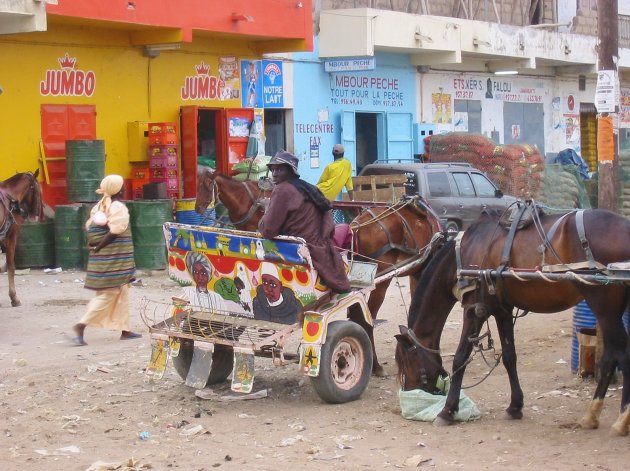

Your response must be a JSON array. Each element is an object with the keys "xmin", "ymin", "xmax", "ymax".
[
  {"xmin": 455, "ymin": 201, "xmax": 602, "ymax": 301},
  {"xmin": 209, "ymin": 177, "xmax": 273, "ymax": 228},
  {"xmin": 353, "ymin": 196, "xmax": 431, "ymax": 260},
  {"xmin": 0, "ymin": 189, "xmax": 24, "ymax": 242}
]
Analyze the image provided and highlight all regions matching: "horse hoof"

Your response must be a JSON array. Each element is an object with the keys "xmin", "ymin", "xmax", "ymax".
[
  {"xmin": 505, "ymin": 409, "xmax": 523, "ymax": 420},
  {"xmin": 372, "ymin": 364, "xmax": 386, "ymax": 377},
  {"xmin": 11, "ymin": 300, "xmax": 21, "ymax": 307},
  {"xmin": 433, "ymin": 416, "xmax": 454, "ymax": 427},
  {"xmin": 579, "ymin": 417, "xmax": 599, "ymax": 430},
  {"xmin": 610, "ymin": 424, "xmax": 629, "ymax": 437}
]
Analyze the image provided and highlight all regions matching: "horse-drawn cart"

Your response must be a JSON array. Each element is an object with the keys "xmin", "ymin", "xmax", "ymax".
[{"xmin": 141, "ymin": 221, "xmax": 431, "ymax": 403}]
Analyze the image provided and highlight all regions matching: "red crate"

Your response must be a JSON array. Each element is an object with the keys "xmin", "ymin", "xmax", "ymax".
[
  {"xmin": 151, "ymin": 168, "xmax": 178, "ymax": 179},
  {"xmin": 132, "ymin": 166, "xmax": 151, "ymax": 180},
  {"xmin": 148, "ymin": 122, "xmax": 178, "ymax": 145},
  {"xmin": 131, "ymin": 179, "xmax": 146, "ymax": 199},
  {"xmin": 123, "ymin": 178, "xmax": 133, "ymax": 200},
  {"xmin": 149, "ymin": 155, "xmax": 178, "ymax": 169},
  {"xmin": 152, "ymin": 177, "xmax": 179, "ymax": 191},
  {"xmin": 148, "ymin": 122, "xmax": 177, "ymax": 135},
  {"xmin": 148, "ymin": 145, "xmax": 178, "ymax": 157}
]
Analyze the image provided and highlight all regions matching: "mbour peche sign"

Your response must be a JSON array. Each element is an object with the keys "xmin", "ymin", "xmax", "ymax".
[{"xmin": 324, "ymin": 58, "xmax": 375, "ymax": 72}]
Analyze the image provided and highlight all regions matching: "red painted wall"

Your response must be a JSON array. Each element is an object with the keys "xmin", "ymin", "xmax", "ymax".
[{"xmin": 47, "ymin": 0, "xmax": 313, "ymax": 48}]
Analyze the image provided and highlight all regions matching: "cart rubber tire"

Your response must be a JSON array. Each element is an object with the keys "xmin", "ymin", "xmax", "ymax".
[
  {"xmin": 444, "ymin": 220, "xmax": 460, "ymax": 234},
  {"xmin": 172, "ymin": 340, "xmax": 234, "ymax": 386},
  {"xmin": 310, "ymin": 321, "xmax": 373, "ymax": 404}
]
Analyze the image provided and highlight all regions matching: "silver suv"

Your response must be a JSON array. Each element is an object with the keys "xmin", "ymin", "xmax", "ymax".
[{"xmin": 358, "ymin": 161, "xmax": 518, "ymax": 232}]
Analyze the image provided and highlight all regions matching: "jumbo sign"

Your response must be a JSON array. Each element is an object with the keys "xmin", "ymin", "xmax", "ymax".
[{"xmin": 40, "ymin": 53, "xmax": 96, "ymax": 97}]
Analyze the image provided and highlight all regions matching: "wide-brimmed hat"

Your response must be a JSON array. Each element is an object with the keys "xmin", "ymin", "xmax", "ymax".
[{"xmin": 267, "ymin": 150, "xmax": 299, "ymax": 177}]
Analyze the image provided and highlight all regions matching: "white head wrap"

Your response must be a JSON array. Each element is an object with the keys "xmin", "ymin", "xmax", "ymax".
[
  {"xmin": 96, "ymin": 174, "xmax": 124, "ymax": 213},
  {"xmin": 185, "ymin": 251, "xmax": 212, "ymax": 278},
  {"xmin": 260, "ymin": 262, "xmax": 279, "ymax": 279}
]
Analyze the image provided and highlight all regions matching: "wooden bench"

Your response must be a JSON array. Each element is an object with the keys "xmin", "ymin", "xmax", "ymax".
[{"xmin": 342, "ymin": 174, "xmax": 407, "ymax": 203}]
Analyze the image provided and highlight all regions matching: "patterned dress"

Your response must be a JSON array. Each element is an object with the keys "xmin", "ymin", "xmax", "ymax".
[{"xmin": 84, "ymin": 201, "xmax": 135, "ymax": 290}]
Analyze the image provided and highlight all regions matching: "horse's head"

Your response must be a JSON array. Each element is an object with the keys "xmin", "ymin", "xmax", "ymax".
[
  {"xmin": 394, "ymin": 325, "xmax": 448, "ymax": 394},
  {"xmin": 2, "ymin": 170, "xmax": 43, "ymax": 222},
  {"xmin": 19, "ymin": 170, "xmax": 43, "ymax": 222},
  {"xmin": 195, "ymin": 169, "xmax": 217, "ymax": 214}
]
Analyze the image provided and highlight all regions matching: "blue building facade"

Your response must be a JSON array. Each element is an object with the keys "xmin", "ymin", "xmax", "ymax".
[{"xmin": 290, "ymin": 43, "xmax": 417, "ymax": 185}]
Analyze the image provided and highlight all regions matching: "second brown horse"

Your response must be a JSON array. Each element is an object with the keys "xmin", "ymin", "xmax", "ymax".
[{"xmin": 195, "ymin": 169, "xmax": 443, "ymax": 376}]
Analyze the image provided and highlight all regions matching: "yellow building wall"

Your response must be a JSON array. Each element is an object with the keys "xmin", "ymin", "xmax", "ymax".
[{"xmin": 0, "ymin": 25, "xmax": 258, "ymax": 181}]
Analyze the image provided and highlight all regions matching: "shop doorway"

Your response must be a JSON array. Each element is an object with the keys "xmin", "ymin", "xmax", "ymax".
[
  {"xmin": 454, "ymin": 100, "xmax": 481, "ymax": 133},
  {"xmin": 180, "ymin": 106, "xmax": 253, "ymax": 197},
  {"xmin": 342, "ymin": 111, "xmax": 385, "ymax": 175},
  {"xmin": 503, "ymin": 102, "xmax": 545, "ymax": 155},
  {"xmin": 264, "ymin": 109, "xmax": 287, "ymax": 156},
  {"xmin": 342, "ymin": 111, "xmax": 413, "ymax": 174}
]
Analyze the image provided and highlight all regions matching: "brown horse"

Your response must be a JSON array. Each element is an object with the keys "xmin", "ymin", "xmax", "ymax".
[
  {"xmin": 195, "ymin": 169, "xmax": 443, "ymax": 376},
  {"xmin": 395, "ymin": 204, "xmax": 630, "ymax": 435},
  {"xmin": 0, "ymin": 170, "xmax": 43, "ymax": 307}
]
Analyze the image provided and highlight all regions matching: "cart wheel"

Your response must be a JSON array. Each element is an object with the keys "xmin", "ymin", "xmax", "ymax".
[
  {"xmin": 444, "ymin": 220, "xmax": 460, "ymax": 234},
  {"xmin": 172, "ymin": 340, "xmax": 234, "ymax": 386},
  {"xmin": 310, "ymin": 321, "xmax": 373, "ymax": 404}
]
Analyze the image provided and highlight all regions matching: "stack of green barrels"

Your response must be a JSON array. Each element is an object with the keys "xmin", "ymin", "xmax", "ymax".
[{"xmin": 18, "ymin": 139, "xmax": 174, "ymax": 270}]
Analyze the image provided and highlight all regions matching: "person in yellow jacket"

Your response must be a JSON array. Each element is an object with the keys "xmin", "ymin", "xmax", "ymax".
[{"xmin": 316, "ymin": 144, "xmax": 354, "ymax": 201}]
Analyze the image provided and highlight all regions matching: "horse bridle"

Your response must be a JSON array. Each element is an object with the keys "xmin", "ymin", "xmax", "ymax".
[
  {"xmin": 205, "ymin": 178, "xmax": 265, "ymax": 228},
  {"xmin": 0, "ymin": 172, "xmax": 39, "ymax": 240},
  {"xmin": 399, "ymin": 325, "xmax": 445, "ymax": 392}
]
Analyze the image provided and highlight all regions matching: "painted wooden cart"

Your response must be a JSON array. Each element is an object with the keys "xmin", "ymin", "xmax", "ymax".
[{"xmin": 141, "ymin": 222, "xmax": 387, "ymax": 403}]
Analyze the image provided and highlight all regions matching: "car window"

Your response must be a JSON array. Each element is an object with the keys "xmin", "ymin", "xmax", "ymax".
[
  {"xmin": 470, "ymin": 172, "xmax": 497, "ymax": 197},
  {"xmin": 426, "ymin": 171, "xmax": 451, "ymax": 197},
  {"xmin": 451, "ymin": 172, "xmax": 475, "ymax": 197}
]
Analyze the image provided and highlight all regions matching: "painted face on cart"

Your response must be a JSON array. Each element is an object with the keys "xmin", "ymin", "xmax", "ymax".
[
  {"xmin": 262, "ymin": 274, "xmax": 282, "ymax": 302},
  {"xmin": 268, "ymin": 164, "xmax": 292, "ymax": 184},
  {"xmin": 192, "ymin": 261, "xmax": 210, "ymax": 291}
]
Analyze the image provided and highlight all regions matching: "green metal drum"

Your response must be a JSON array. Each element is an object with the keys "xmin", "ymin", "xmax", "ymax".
[
  {"xmin": 54, "ymin": 204, "xmax": 84, "ymax": 269},
  {"xmin": 15, "ymin": 219, "xmax": 55, "ymax": 269},
  {"xmin": 66, "ymin": 140, "xmax": 105, "ymax": 203},
  {"xmin": 127, "ymin": 200, "xmax": 173, "ymax": 270}
]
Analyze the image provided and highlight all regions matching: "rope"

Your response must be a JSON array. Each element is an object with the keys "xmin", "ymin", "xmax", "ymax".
[{"xmin": 349, "ymin": 197, "xmax": 414, "ymax": 230}]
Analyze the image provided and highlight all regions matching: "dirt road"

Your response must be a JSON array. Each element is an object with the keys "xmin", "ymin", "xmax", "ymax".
[{"xmin": 1, "ymin": 268, "xmax": 627, "ymax": 470}]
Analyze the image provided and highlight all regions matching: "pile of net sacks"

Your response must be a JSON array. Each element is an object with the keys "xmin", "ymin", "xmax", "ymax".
[
  {"xmin": 231, "ymin": 155, "xmax": 272, "ymax": 181},
  {"xmin": 425, "ymin": 133, "xmax": 544, "ymax": 200}
]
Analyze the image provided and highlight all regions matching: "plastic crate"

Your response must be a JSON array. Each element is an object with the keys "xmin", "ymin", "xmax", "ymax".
[
  {"xmin": 149, "ymin": 155, "xmax": 178, "ymax": 169},
  {"xmin": 132, "ymin": 166, "xmax": 150, "ymax": 180},
  {"xmin": 152, "ymin": 177, "xmax": 179, "ymax": 191},
  {"xmin": 131, "ymin": 179, "xmax": 146, "ymax": 199},
  {"xmin": 148, "ymin": 145, "xmax": 178, "ymax": 157},
  {"xmin": 167, "ymin": 189, "xmax": 180, "ymax": 199},
  {"xmin": 148, "ymin": 122, "xmax": 177, "ymax": 145}
]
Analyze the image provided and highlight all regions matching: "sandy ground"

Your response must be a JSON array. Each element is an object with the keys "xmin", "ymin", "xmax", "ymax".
[{"xmin": 1, "ymin": 268, "xmax": 628, "ymax": 471}]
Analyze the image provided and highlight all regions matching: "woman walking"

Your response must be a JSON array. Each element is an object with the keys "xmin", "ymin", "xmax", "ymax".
[{"xmin": 72, "ymin": 174, "xmax": 141, "ymax": 346}]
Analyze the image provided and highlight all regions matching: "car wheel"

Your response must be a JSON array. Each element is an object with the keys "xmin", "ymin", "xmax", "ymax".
[
  {"xmin": 444, "ymin": 220, "xmax": 460, "ymax": 234},
  {"xmin": 310, "ymin": 321, "xmax": 373, "ymax": 404}
]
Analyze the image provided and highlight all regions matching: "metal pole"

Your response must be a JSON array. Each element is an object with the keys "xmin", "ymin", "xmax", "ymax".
[
  {"xmin": 595, "ymin": 0, "xmax": 619, "ymax": 382},
  {"xmin": 596, "ymin": 0, "xmax": 619, "ymax": 212}
]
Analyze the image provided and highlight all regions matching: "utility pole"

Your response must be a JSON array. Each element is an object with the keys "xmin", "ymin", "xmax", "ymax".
[
  {"xmin": 596, "ymin": 0, "xmax": 619, "ymax": 212},
  {"xmin": 595, "ymin": 0, "xmax": 618, "ymax": 382}
]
